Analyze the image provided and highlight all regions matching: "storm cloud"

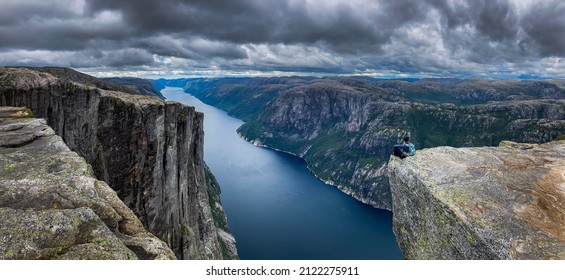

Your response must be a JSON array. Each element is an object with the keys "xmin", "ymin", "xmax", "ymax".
[{"xmin": 0, "ymin": 0, "xmax": 564, "ymax": 78}]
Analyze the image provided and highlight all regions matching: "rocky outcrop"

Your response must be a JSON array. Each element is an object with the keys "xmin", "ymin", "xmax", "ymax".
[
  {"xmin": 388, "ymin": 141, "xmax": 565, "ymax": 259},
  {"xmin": 0, "ymin": 107, "xmax": 175, "ymax": 259},
  {"xmin": 186, "ymin": 77, "xmax": 565, "ymax": 210},
  {"xmin": 0, "ymin": 67, "xmax": 237, "ymax": 259}
]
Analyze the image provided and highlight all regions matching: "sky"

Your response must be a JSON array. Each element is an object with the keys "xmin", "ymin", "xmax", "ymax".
[{"xmin": 0, "ymin": 0, "xmax": 564, "ymax": 79}]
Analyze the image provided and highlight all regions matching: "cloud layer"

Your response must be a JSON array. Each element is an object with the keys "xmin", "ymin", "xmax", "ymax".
[{"xmin": 0, "ymin": 0, "xmax": 564, "ymax": 78}]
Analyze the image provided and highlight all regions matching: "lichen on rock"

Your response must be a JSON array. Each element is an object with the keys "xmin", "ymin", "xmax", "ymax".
[
  {"xmin": 0, "ymin": 107, "xmax": 176, "ymax": 259},
  {"xmin": 0, "ymin": 67, "xmax": 238, "ymax": 259},
  {"xmin": 389, "ymin": 140, "xmax": 565, "ymax": 259}
]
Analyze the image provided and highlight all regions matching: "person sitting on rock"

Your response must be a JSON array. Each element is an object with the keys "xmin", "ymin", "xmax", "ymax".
[{"xmin": 393, "ymin": 134, "xmax": 416, "ymax": 159}]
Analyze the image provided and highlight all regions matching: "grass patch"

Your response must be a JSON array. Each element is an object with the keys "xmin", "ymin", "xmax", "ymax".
[{"xmin": 179, "ymin": 223, "xmax": 188, "ymax": 236}]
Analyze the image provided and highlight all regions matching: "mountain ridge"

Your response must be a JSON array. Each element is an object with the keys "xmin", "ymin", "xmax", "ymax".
[{"xmin": 103, "ymin": 77, "xmax": 165, "ymax": 99}]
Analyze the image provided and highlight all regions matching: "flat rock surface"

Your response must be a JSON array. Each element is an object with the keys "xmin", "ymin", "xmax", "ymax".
[
  {"xmin": 389, "ymin": 140, "xmax": 565, "ymax": 259},
  {"xmin": 0, "ymin": 107, "xmax": 176, "ymax": 259}
]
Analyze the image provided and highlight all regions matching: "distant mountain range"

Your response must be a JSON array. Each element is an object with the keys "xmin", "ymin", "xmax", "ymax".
[{"xmin": 103, "ymin": 77, "xmax": 165, "ymax": 99}]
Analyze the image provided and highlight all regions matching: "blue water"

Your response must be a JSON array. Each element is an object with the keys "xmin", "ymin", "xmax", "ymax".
[{"xmin": 162, "ymin": 87, "xmax": 402, "ymax": 260}]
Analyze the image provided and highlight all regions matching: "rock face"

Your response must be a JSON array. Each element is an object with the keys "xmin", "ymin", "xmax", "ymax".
[
  {"xmin": 0, "ymin": 107, "xmax": 175, "ymax": 259},
  {"xmin": 0, "ymin": 67, "xmax": 237, "ymax": 259},
  {"xmin": 185, "ymin": 77, "xmax": 565, "ymax": 210},
  {"xmin": 388, "ymin": 141, "xmax": 565, "ymax": 259}
]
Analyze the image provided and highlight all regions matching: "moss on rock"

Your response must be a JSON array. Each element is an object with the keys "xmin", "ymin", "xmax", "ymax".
[{"xmin": 389, "ymin": 141, "xmax": 565, "ymax": 259}]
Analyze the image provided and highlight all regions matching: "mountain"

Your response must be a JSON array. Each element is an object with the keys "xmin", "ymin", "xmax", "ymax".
[
  {"xmin": 0, "ymin": 67, "xmax": 237, "ymax": 259},
  {"xmin": 153, "ymin": 78, "xmax": 199, "ymax": 92},
  {"xmin": 103, "ymin": 77, "xmax": 165, "ymax": 99},
  {"xmin": 389, "ymin": 140, "xmax": 565, "ymax": 259},
  {"xmin": 183, "ymin": 77, "xmax": 565, "ymax": 209}
]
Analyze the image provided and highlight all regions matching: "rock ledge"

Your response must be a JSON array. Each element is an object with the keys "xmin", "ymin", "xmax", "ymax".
[
  {"xmin": 389, "ymin": 140, "xmax": 565, "ymax": 259},
  {"xmin": 0, "ymin": 107, "xmax": 176, "ymax": 259}
]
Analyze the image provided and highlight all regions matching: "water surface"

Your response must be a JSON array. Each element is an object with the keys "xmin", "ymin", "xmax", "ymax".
[{"xmin": 162, "ymin": 87, "xmax": 402, "ymax": 260}]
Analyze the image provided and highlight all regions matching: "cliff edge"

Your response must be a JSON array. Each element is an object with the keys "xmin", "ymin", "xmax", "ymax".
[
  {"xmin": 388, "ymin": 140, "xmax": 565, "ymax": 259},
  {"xmin": 0, "ymin": 67, "xmax": 237, "ymax": 259},
  {"xmin": 0, "ymin": 107, "xmax": 175, "ymax": 259}
]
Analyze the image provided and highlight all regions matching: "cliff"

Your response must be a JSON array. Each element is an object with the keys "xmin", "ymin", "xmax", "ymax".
[
  {"xmin": 0, "ymin": 67, "xmax": 237, "ymax": 259},
  {"xmin": 0, "ymin": 107, "xmax": 175, "ymax": 259},
  {"xmin": 388, "ymin": 140, "xmax": 565, "ymax": 259},
  {"xmin": 185, "ymin": 77, "xmax": 565, "ymax": 210}
]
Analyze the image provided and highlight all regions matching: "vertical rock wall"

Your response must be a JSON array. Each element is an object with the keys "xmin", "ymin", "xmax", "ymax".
[
  {"xmin": 0, "ymin": 107, "xmax": 176, "ymax": 260},
  {"xmin": 0, "ymin": 68, "xmax": 236, "ymax": 259}
]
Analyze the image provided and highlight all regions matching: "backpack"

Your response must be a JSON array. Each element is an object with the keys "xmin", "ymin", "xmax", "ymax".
[{"xmin": 407, "ymin": 143, "xmax": 416, "ymax": 156}]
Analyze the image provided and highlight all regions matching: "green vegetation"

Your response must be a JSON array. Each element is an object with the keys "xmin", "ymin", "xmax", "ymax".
[
  {"xmin": 205, "ymin": 167, "xmax": 228, "ymax": 231},
  {"xmin": 184, "ymin": 77, "xmax": 565, "ymax": 209},
  {"xmin": 238, "ymin": 123, "xmax": 306, "ymax": 154},
  {"xmin": 24, "ymin": 108, "xmax": 34, "ymax": 118},
  {"xmin": 218, "ymin": 238, "xmax": 234, "ymax": 260},
  {"xmin": 114, "ymin": 98, "xmax": 126, "ymax": 109},
  {"xmin": 179, "ymin": 223, "xmax": 188, "ymax": 236},
  {"xmin": 204, "ymin": 166, "xmax": 238, "ymax": 259},
  {"xmin": 187, "ymin": 79, "xmax": 288, "ymax": 122},
  {"xmin": 357, "ymin": 156, "xmax": 386, "ymax": 168},
  {"xmin": 404, "ymin": 91, "xmax": 462, "ymax": 105},
  {"xmin": 0, "ymin": 80, "xmax": 13, "ymax": 90},
  {"xmin": 52, "ymin": 246, "xmax": 66, "ymax": 258},
  {"xmin": 406, "ymin": 107, "xmax": 512, "ymax": 149},
  {"xmin": 556, "ymin": 135, "xmax": 565, "ymax": 141}
]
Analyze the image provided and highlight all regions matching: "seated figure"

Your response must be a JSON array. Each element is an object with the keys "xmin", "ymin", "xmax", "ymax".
[{"xmin": 393, "ymin": 134, "xmax": 416, "ymax": 159}]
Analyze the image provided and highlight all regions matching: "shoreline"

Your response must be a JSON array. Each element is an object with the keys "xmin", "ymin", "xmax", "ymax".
[
  {"xmin": 182, "ymin": 86, "xmax": 392, "ymax": 212},
  {"xmin": 236, "ymin": 131, "xmax": 392, "ymax": 212}
]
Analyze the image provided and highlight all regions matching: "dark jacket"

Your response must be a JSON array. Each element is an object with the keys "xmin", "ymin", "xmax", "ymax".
[{"xmin": 393, "ymin": 144, "xmax": 411, "ymax": 159}]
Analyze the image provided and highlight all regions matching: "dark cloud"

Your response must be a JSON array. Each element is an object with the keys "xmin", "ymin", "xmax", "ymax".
[
  {"xmin": 428, "ymin": 0, "xmax": 519, "ymax": 40},
  {"xmin": 0, "ymin": 0, "xmax": 79, "ymax": 25},
  {"xmin": 522, "ymin": 1, "xmax": 565, "ymax": 57},
  {"xmin": 475, "ymin": 1, "xmax": 519, "ymax": 41},
  {"xmin": 0, "ymin": 0, "xmax": 564, "ymax": 78},
  {"xmin": 134, "ymin": 36, "xmax": 248, "ymax": 60}
]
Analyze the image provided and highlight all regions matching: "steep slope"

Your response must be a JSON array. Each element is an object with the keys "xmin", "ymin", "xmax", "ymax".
[
  {"xmin": 0, "ymin": 67, "xmax": 237, "ymax": 259},
  {"xmin": 0, "ymin": 107, "xmax": 175, "ymax": 260},
  {"xmin": 103, "ymin": 77, "xmax": 165, "ymax": 99},
  {"xmin": 185, "ymin": 77, "xmax": 565, "ymax": 209},
  {"xmin": 388, "ymin": 141, "xmax": 565, "ymax": 259}
]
